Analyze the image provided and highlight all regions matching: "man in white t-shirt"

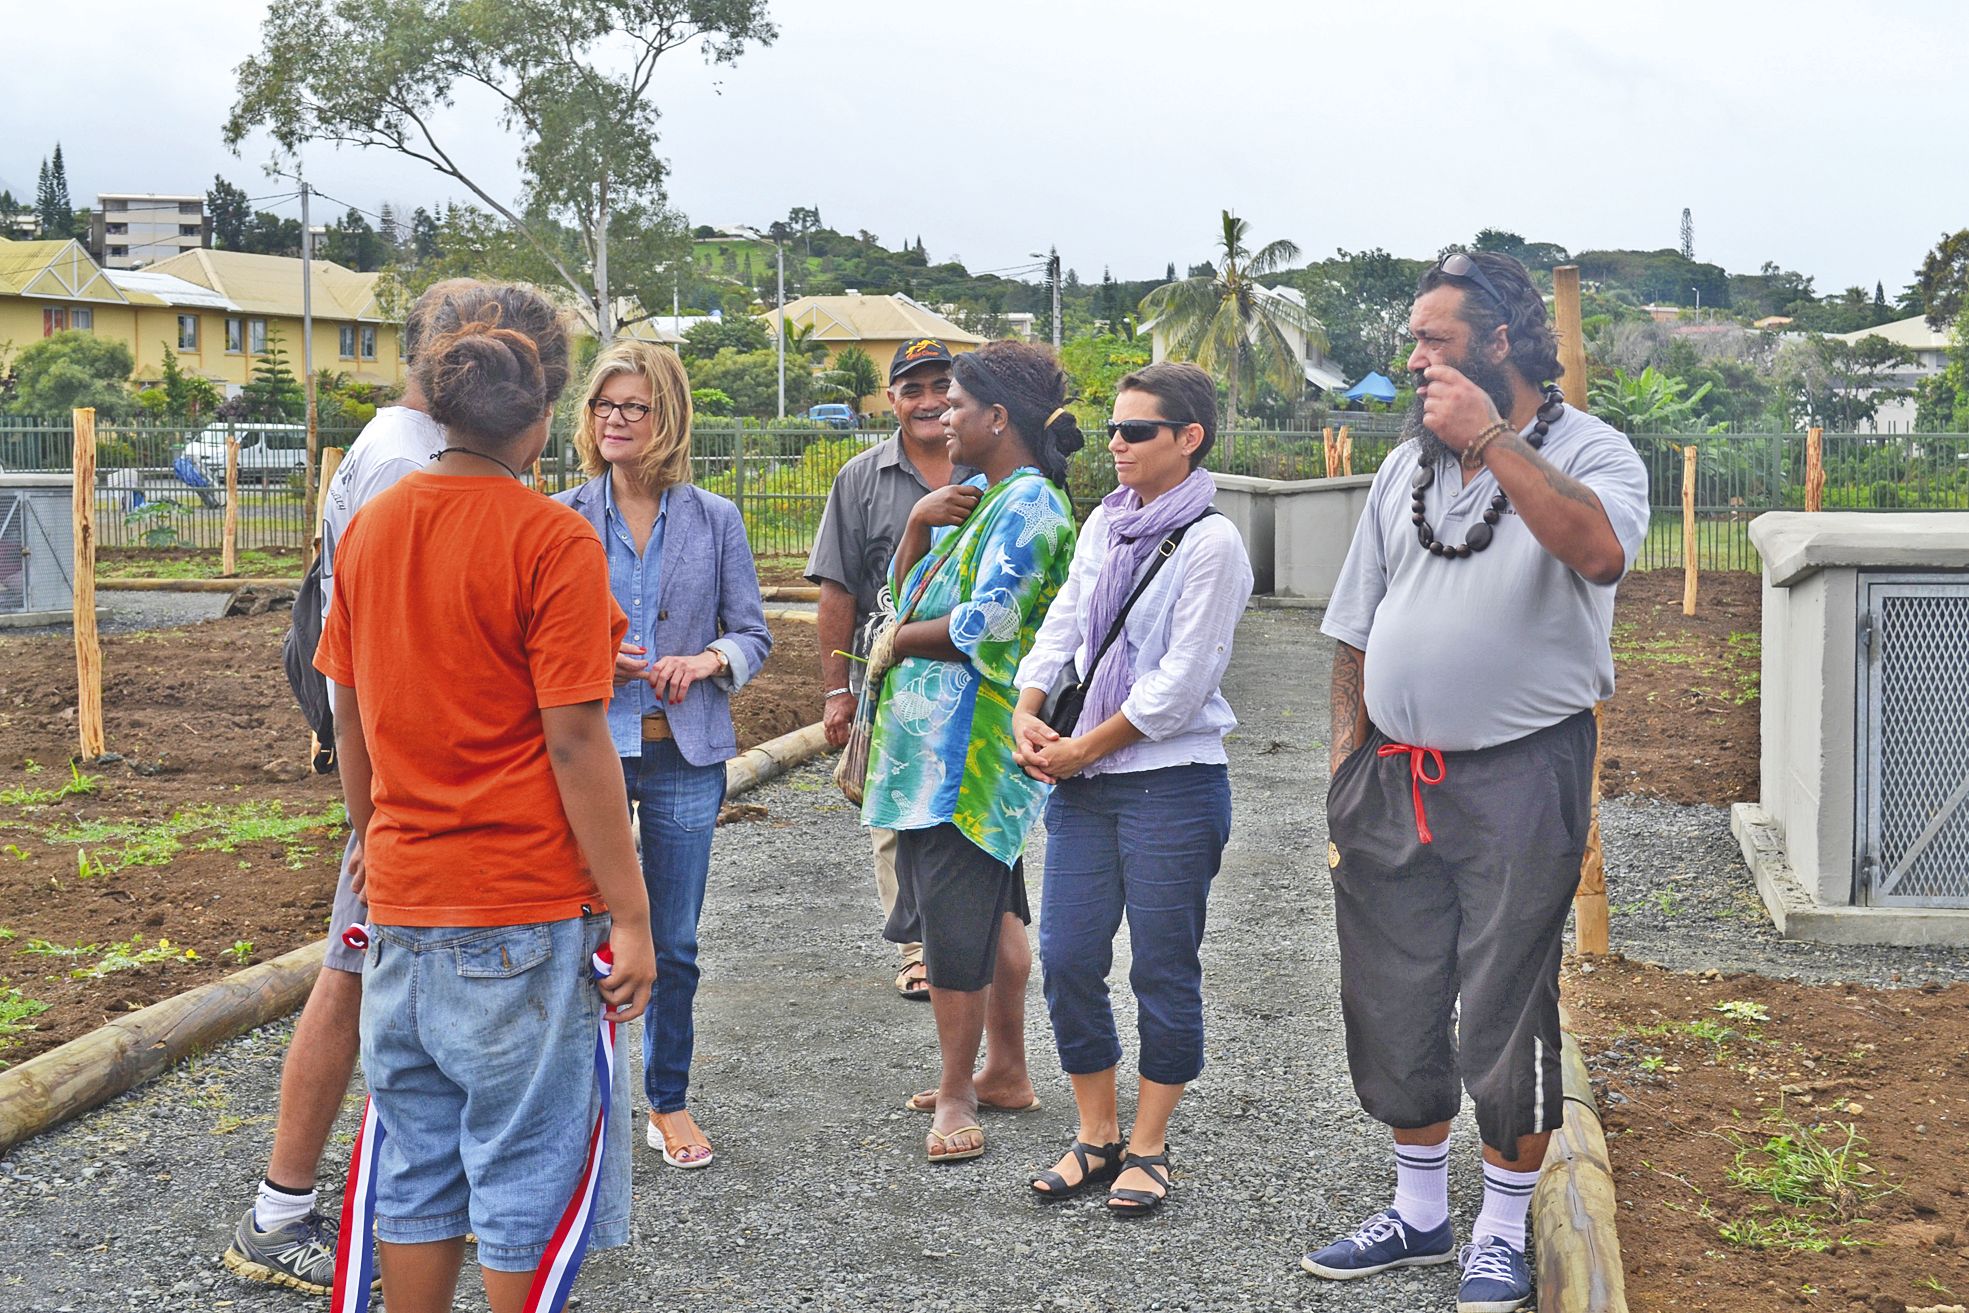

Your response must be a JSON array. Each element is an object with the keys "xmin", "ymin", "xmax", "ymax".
[{"xmin": 224, "ymin": 279, "xmax": 478, "ymax": 1297}]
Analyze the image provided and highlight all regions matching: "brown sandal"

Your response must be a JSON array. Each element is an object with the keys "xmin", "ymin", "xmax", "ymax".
[
  {"xmin": 895, "ymin": 962, "xmax": 930, "ymax": 1001},
  {"xmin": 646, "ymin": 1109, "xmax": 714, "ymax": 1169}
]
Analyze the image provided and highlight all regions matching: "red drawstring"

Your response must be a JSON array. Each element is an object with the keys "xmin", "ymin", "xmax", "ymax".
[{"xmin": 1378, "ymin": 743, "xmax": 1447, "ymax": 844}]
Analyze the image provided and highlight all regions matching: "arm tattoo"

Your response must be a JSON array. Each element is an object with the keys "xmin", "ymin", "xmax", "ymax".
[
  {"xmin": 1494, "ymin": 432, "xmax": 1602, "ymax": 511},
  {"xmin": 1330, "ymin": 643, "xmax": 1369, "ymax": 774}
]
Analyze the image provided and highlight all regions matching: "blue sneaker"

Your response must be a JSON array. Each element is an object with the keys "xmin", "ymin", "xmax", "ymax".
[
  {"xmin": 1457, "ymin": 1237, "xmax": 1533, "ymax": 1312},
  {"xmin": 1300, "ymin": 1208, "xmax": 1455, "ymax": 1279}
]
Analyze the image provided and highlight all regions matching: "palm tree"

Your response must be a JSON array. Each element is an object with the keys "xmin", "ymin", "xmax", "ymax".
[
  {"xmin": 818, "ymin": 346, "xmax": 884, "ymax": 415},
  {"xmin": 782, "ymin": 319, "xmax": 829, "ymax": 363},
  {"xmin": 1138, "ymin": 211, "xmax": 1321, "ymax": 437}
]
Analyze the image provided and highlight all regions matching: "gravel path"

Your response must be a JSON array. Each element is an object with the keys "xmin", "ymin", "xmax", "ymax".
[{"xmin": 2, "ymin": 607, "xmax": 1959, "ymax": 1312}]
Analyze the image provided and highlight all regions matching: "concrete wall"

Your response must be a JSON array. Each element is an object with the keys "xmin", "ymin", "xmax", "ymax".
[
  {"xmin": 1211, "ymin": 471, "xmax": 1375, "ymax": 604},
  {"xmin": 1759, "ymin": 565, "xmax": 1858, "ymax": 906}
]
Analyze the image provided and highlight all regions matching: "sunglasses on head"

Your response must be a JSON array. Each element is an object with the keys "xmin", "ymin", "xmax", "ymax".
[
  {"xmin": 1105, "ymin": 418, "xmax": 1187, "ymax": 444},
  {"xmin": 1436, "ymin": 252, "xmax": 1508, "ymax": 311}
]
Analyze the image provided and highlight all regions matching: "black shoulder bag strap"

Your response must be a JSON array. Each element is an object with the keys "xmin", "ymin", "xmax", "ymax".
[{"xmin": 1080, "ymin": 507, "xmax": 1219, "ymax": 685}]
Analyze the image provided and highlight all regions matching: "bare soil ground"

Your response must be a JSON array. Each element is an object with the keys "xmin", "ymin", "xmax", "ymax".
[
  {"xmin": 1565, "ymin": 958, "xmax": 1969, "ymax": 1312},
  {"xmin": 1602, "ymin": 567, "xmax": 1762, "ymax": 806},
  {"xmin": 0, "ymin": 613, "xmax": 820, "ymax": 1067}
]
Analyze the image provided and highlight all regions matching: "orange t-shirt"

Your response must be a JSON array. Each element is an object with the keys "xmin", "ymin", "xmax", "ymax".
[{"xmin": 315, "ymin": 474, "xmax": 628, "ymax": 927}]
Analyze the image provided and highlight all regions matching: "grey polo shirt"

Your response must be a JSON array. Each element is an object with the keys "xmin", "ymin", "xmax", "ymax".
[
  {"xmin": 1319, "ymin": 404, "xmax": 1650, "ymax": 751},
  {"xmin": 806, "ymin": 431, "xmax": 974, "ymax": 629}
]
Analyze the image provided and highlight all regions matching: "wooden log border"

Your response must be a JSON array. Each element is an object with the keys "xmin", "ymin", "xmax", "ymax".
[
  {"xmin": 1532, "ymin": 1011, "xmax": 1628, "ymax": 1313},
  {"xmin": 0, "ymin": 718, "xmax": 837, "ymax": 1154}
]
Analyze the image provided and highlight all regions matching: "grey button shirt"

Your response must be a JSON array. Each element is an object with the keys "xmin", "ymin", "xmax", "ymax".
[
  {"xmin": 1319, "ymin": 404, "xmax": 1651, "ymax": 751},
  {"xmin": 805, "ymin": 431, "xmax": 974, "ymax": 629}
]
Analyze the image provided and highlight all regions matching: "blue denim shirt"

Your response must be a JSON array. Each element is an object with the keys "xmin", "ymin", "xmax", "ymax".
[{"xmin": 602, "ymin": 478, "xmax": 669, "ymax": 756}]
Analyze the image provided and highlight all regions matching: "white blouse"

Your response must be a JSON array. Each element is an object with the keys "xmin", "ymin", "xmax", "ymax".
[{"xmin": 1015, "ymin": 503, "xmax": 1254, "ymax": 777}]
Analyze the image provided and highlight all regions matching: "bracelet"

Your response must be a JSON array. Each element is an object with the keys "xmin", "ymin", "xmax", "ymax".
[
  {"xmin": 824, "ymin": 687, "xmax": 853, "ymax": 700},
  {"xmin": 1462, "ymin": 421, "xmax": 1510, "ymax": 467}
]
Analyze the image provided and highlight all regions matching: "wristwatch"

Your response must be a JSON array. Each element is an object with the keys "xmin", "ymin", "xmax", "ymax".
[{"xmin": 707, "ymin": 647, "xmax": 732, "ymax": 678}]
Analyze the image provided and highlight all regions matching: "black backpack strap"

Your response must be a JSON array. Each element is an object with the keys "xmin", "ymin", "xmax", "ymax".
[{"xmin": 1081, "ymin": 508, "xmax": 1218, "ymax": 685}]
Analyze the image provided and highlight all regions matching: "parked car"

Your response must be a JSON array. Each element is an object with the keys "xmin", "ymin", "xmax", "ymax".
[
  {"xmin": 182, "ymin": 423, "xmax": 311, "ymax": 485},
  {"xmin": 806, "ymin": 403, "xmax": 856, "ymax": 430}
]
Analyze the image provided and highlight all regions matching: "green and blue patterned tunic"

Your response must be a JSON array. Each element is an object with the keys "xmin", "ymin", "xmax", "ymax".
[{"xmin": 862, "ymin": 468, "xmax": 1076, "ymax": 865}]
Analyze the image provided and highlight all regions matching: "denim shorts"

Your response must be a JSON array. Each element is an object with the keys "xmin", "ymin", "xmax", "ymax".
[{"xmin": 359, "ymin": 914, "xmax": 632, "ymax": 1271}]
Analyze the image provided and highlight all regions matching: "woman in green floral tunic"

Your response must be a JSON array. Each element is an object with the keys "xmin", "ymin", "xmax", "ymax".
[{"xmin": 861, "ymin": 341, "xmax": 1081, "ymax": 1164}]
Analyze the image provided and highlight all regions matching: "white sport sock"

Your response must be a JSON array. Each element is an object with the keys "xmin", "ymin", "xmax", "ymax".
[
  {"xmin": 1473, "ymin": 1161, "xmax": 1541, "ymax": 1251},
  {"xmin": 254, "ymin": 1177, "xmax": 316, "ymax": 1233},
  {"xmin": 1391, "ymin": 1134, "xmax": 1451, "ymax": 1232}
]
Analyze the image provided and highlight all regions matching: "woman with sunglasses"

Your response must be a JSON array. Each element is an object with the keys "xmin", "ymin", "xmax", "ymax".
[
  {"xmin": 1011, "ymin": 361, "xmax": 1252, "ymax": 1216},
  {"xmin": 555, "ymin": 339, "xmax": 772, "ymax": 1171}
]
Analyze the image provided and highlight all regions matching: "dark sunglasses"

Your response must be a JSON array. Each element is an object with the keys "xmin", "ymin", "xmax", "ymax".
[
  {"xmin": 1436, "ymin": 252, "xmax": 1507, "ymax": 311},
  {"xmin": 1105, "ymin": 418, "xmax": 1188, "ymax": 444},
  {"xmin": 588, "ymin": 398, "xmax": 653, "ymax": 421}
]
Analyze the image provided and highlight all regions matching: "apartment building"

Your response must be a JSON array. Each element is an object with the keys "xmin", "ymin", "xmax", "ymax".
[{"xmin": 89, "ymin": 193, "xmax": 210, "ymax": 269}]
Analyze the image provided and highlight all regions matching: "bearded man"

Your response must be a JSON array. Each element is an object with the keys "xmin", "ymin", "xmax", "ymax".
[{"xmin": 1301, "ymin": 251, "xmax": 1648, "ymax": 1312}]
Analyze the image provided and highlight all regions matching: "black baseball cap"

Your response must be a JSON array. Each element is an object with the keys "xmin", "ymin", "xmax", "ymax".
[{"xmin": 890, "ymin": 337, "xmax": 953, "ymax": 382}]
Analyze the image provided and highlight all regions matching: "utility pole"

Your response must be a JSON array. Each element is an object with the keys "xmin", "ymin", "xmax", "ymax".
[
  {"xmin": 595, "ymin": 170, "xmax": 612, "ymax": 341},
  {"xmin": 775, "ymin": 238, "xmax": 786, "ymax": 419},
  {"xmin": 1049, "ymin": 246, "xmax": 1062, "ymax": 351},
  {"xmin": 300, "ymin": 181, "xmax": 318, "ymax": 529}
]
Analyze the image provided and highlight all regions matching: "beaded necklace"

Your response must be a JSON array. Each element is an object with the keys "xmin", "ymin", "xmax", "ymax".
[{"xmin": 1410, "ymin": 384, "xmax": 1566, "ymax": 560}]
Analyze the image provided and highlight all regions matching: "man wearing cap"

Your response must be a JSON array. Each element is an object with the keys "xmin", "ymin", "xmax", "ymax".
[{"xmin": 808, "ymin": 338, "xmax": 974, "ymax": 1000}]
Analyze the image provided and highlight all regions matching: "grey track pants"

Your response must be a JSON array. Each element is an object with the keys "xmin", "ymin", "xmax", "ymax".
[{"xmin": 1325, "ymin": 709, "xmax": 1596, "ymax": 1155}]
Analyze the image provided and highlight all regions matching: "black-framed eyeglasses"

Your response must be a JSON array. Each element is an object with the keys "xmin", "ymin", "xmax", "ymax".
[
  {"xmin": 1105, "ymin": 418, "xmax": 1187, "ymax": 444},
  {"xmin": 1436, "ymin": 252, "xmax": 1508, "ymax": 311},
  {"xmin": 587, "ymin": 398, "xmax": 653, "ymax": 421}
]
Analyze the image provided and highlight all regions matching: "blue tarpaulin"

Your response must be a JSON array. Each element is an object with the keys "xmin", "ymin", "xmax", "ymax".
[{"xmin": 1342, "ymin": 371, "xmax": 1398, "ymax": 404}]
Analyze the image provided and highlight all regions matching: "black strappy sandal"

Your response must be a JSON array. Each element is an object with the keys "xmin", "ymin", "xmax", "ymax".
[
  {"xmin": 1029, "ymin": 1139, "xmax": 1124, "ymax": 1201},
  {"xmin": 1105, "ymin": 1148, "xmax": 1172, "ymax": 1217}
]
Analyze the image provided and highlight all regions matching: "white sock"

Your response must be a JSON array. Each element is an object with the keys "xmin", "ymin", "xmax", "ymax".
[
  {"xmin": 254, "ymin": 1177, "xmax": 316, "ymax": 1233},
  {"xmin": 1391, "ymin": 1134, "xmax": 1451, "ymax": 1232},
  {"xmin": 1473, "ymin": 1161, "xmax": 1541, "ymax": 1251}
]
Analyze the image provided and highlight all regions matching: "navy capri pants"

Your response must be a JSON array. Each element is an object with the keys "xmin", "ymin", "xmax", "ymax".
[{"xmin": 1038, "ymin": 763, "xmax": 1232, "ymax": 1087}]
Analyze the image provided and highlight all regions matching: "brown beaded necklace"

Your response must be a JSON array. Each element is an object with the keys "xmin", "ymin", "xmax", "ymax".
[{"xmin": 1410, "ymin": 384, "xmax": 1566, "ymax": 559}]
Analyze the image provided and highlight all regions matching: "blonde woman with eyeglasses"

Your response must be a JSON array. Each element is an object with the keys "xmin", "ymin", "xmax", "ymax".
[{"xmin": 553, "ymin": 340, "xmax": 773, "ymax": 1171}]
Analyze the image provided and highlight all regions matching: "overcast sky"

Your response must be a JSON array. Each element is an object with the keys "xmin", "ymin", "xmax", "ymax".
[{"xmin": 2, "ymin": 0, "xmax": 1963, "ymax": 297}]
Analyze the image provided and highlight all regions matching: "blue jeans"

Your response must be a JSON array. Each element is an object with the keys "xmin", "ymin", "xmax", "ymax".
[
  {"xmin": 1038, "ymin": 764, "xmax": 1232, "ymax": 1087},
  {"xmin": 359, "ymin": 915, "xmax": 631, "ymax": 1269},
  {"xmin": 622, "ymin": 741, "xmax": 727, "ymax": 1112}
]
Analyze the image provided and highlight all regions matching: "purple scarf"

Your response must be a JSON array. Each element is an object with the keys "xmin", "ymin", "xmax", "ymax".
[{"xmin": 1078, "ymin": 466, "xmax": 1217, "ymax": 730}]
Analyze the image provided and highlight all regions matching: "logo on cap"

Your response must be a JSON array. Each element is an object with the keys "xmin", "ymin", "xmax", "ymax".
[{"xmin": 902, "ymin": 339, "xmax": 941, "ymax": 360}]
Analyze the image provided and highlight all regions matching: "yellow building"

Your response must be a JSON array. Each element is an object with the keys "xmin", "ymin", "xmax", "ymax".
[
  {"xmin": 760, "ymin": 293, "xmax": 984, "ymax": 415},
  {"xmin": 0, "ymin": 237, "xmax": 403, "ymax": 393}
]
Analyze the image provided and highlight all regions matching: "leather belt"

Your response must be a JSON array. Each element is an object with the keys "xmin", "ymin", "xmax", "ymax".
[{"xmin": 640, "ymin": 711, "xmax": 672, "ymax": 742}]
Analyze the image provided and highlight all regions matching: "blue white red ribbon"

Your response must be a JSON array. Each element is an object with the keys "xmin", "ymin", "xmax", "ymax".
[{"xmin": 331, "ymin": 939, "xmax": 619, "ymax": 1313}]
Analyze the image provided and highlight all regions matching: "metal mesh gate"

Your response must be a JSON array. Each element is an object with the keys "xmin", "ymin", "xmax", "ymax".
[
  {"xmin": 0, "ymin": 493, "xmax": 26, "ymax": 614},
  {"xmin": 1859, "ymin": 574, "xmax": 1969, "ymax": 907}
]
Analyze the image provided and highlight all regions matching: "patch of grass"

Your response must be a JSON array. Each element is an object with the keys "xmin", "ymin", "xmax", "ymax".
[
  {"xmin": 1716, "ymin": 1115, "xmax": 1892, "ymax": 1255},
  {"xmin": 0, "ymin": 925, "xmax": 13, "ymax": 940},
  {"xmin": 0, "ymin": 988, "xmax": 51, "ymax": 1050},
  {"xmin": 70, "ymin": 936, "xmax": 197, "ymax": 980},
  {"xmin": 2, "ymin": 763, "xmax": 100, "ymax": 807},
  {"xmin": 21, "ymin": 937, "xmax": 96, "ymax": 957},
  {"xmin": 45, "ymin": 800, "xmax": 346, "ymax": 874},
  {"xmin": 97, "ymin": 548, "xmax": 302, "ymax": 581}
]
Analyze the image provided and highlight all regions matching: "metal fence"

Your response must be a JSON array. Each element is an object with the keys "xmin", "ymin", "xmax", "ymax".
[{"xmin": 5, "ymin": 416, "xmax": 1964, "ymax": 573}]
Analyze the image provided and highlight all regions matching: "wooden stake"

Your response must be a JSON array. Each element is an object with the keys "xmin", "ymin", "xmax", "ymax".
[
  {"xmin": 1575, "ymin": 705, "xmax": 1609, "ymax": 955},
  {"xmin": 531, "ymin": 458, "xmax": 544, "ymax": 491},
  {"xmin": 220, "ymin": 436, "xmax": 239, "ymax": 576},
  {"xmin": 1533, "ymin": 1016, "xmax": 1629, "ymax": 1313},
  {"xmin": 1553, "ymin": 266, "xmax": 1589, "ymax": 409},
  {"xmin": 1321, "ymin": 426, "xmax": 1337, "ymax": 479},
  {"xmin": 1805, "ymin": 425, "xmax": 1825, "ymax": 512},
  {"xmin": 70, "ymin": 408, "xmax": 105, "ymax": 761},
  {"xmin": 1338, "ymin": 424, "xmax": 1353, "ymax": 476},
  {"xmin": 1551, "ymin": 266, "xmax": 1607, "ymax": 956},
  {"xmin": 1682, "ymin": 444, "xmax": 1699, "ymax": 616},
  {"xmin": 310, "ymin": 445, "xmax": 345, "ymax": 567}
]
